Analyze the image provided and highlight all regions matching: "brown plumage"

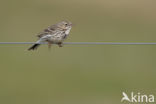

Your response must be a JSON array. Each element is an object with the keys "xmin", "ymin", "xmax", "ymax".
[{"xmin": 28, "ymin": 21, "xmax": 72, "ymax": 50}]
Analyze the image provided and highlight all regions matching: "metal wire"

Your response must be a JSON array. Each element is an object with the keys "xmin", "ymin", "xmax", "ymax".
[{"xmin": 0, "ymin": 42, "xmax": 156, "ymax": 45}]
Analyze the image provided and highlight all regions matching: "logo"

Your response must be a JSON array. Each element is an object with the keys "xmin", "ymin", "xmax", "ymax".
[{"xmin": 121, "ymin": 92, "xmax": 154, "ymax": 103}]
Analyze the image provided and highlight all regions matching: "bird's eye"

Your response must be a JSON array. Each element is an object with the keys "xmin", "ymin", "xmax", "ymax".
[{"xmin": 65, "ymin": 23, "xmax": 68, "ymax": 26}]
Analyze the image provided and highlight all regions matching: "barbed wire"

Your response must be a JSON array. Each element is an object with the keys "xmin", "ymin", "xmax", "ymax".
[{"xmin": 0, "ymin": 42, "xmax": 156, "ymax": 45}]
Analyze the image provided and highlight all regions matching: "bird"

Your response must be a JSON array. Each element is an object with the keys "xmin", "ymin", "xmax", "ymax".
[{"xmin": 28, "ymin": 20, "xmax": 72, "ymax": 50}]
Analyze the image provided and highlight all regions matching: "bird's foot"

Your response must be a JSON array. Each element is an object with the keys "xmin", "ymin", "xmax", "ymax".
[{"xmin": 58, "ymin": 42, "xmax": 63, "ymax": 47}]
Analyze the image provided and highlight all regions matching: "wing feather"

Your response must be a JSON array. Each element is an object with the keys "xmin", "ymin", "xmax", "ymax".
[{"xmin": 37, "ymin": 24, "xmax": 58, "ymax": 38}]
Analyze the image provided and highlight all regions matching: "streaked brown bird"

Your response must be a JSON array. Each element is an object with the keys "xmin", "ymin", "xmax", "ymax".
[{"xmin": 28, "ymin": 20, "xmax": 72, "ymax": 50}]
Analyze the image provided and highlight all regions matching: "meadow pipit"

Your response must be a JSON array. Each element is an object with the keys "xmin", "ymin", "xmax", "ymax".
[{"xmin": 28, "ymin": 21, "xmax": 72, "ymax": 50}]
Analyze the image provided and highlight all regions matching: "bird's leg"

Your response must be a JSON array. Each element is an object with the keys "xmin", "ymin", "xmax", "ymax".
[
  {"xmin": 48, "ymin": 43, "xmax": 51, "ymax": 49},
  {"xmin": 58, "ymin": 42, "xmax": 63, "ymax": 47},
  {"xmin": 47, "ymin": 41, "xmax": 52, "ymax": 50}
]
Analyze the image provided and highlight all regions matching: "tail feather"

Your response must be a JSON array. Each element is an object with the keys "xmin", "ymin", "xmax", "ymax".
[{"xmin": 28, "ymin": 44, "xmax": 40, "ymax": 50}]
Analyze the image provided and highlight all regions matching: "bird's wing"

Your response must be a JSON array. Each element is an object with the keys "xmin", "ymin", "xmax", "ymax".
[{"xmin": 37, "ymin": 24, "xmax": 57, "ymax": 38}]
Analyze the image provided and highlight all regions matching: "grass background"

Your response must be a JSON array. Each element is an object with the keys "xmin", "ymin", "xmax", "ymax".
[{"xmin": 0, "ymin": 0, "xmax": 156, "ymax": 104}]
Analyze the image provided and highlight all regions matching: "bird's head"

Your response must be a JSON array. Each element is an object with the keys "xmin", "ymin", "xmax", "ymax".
[{"xmin": 57, "ymin": 20, "xmax": 72, "ymax": 30}]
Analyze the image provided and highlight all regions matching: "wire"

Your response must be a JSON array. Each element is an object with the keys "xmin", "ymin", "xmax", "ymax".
[{"xmin": 0, "ymin": 42, "xmax": 156, "ymax": 45}]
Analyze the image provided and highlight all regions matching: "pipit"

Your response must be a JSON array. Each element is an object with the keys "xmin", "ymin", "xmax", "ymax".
[{"xmin": 28, "ymin": 20, "xmax": 72, "ymax": 50}]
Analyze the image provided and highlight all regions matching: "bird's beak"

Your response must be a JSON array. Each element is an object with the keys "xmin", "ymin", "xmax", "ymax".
[{"xmin": 70, "ymin": 23, "xmax": 75, "ymax": 26}]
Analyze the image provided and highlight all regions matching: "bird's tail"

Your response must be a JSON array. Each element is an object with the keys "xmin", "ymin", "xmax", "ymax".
[{"xmin": 28, "ymin": 44, "xmax": 40, "ymax": 50}]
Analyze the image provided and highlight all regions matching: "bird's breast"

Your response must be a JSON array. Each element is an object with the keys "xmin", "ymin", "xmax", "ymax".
[
  {"xmin": 49, "ymin": 33, "xmax": 67, "ymax": 43},
  {"xmin": 65, "ymin": 27, "xmax": 71, "ymax": 34}
]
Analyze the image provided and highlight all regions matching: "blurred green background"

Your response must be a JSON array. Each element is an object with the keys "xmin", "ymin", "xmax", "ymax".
[{"xmin": 0, "ymin": 0, "xmax": 156, "ymax": 104}]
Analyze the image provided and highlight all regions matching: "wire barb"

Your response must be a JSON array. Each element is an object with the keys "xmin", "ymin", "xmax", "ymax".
[{"xmin": 0, "ymin": 42, "xmax": 156, "ymax": 45}]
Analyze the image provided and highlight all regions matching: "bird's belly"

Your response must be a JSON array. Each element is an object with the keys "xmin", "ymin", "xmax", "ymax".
[{"xmin": 50, "ymin": 35, "xmax": 65, "ymax": 43}]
